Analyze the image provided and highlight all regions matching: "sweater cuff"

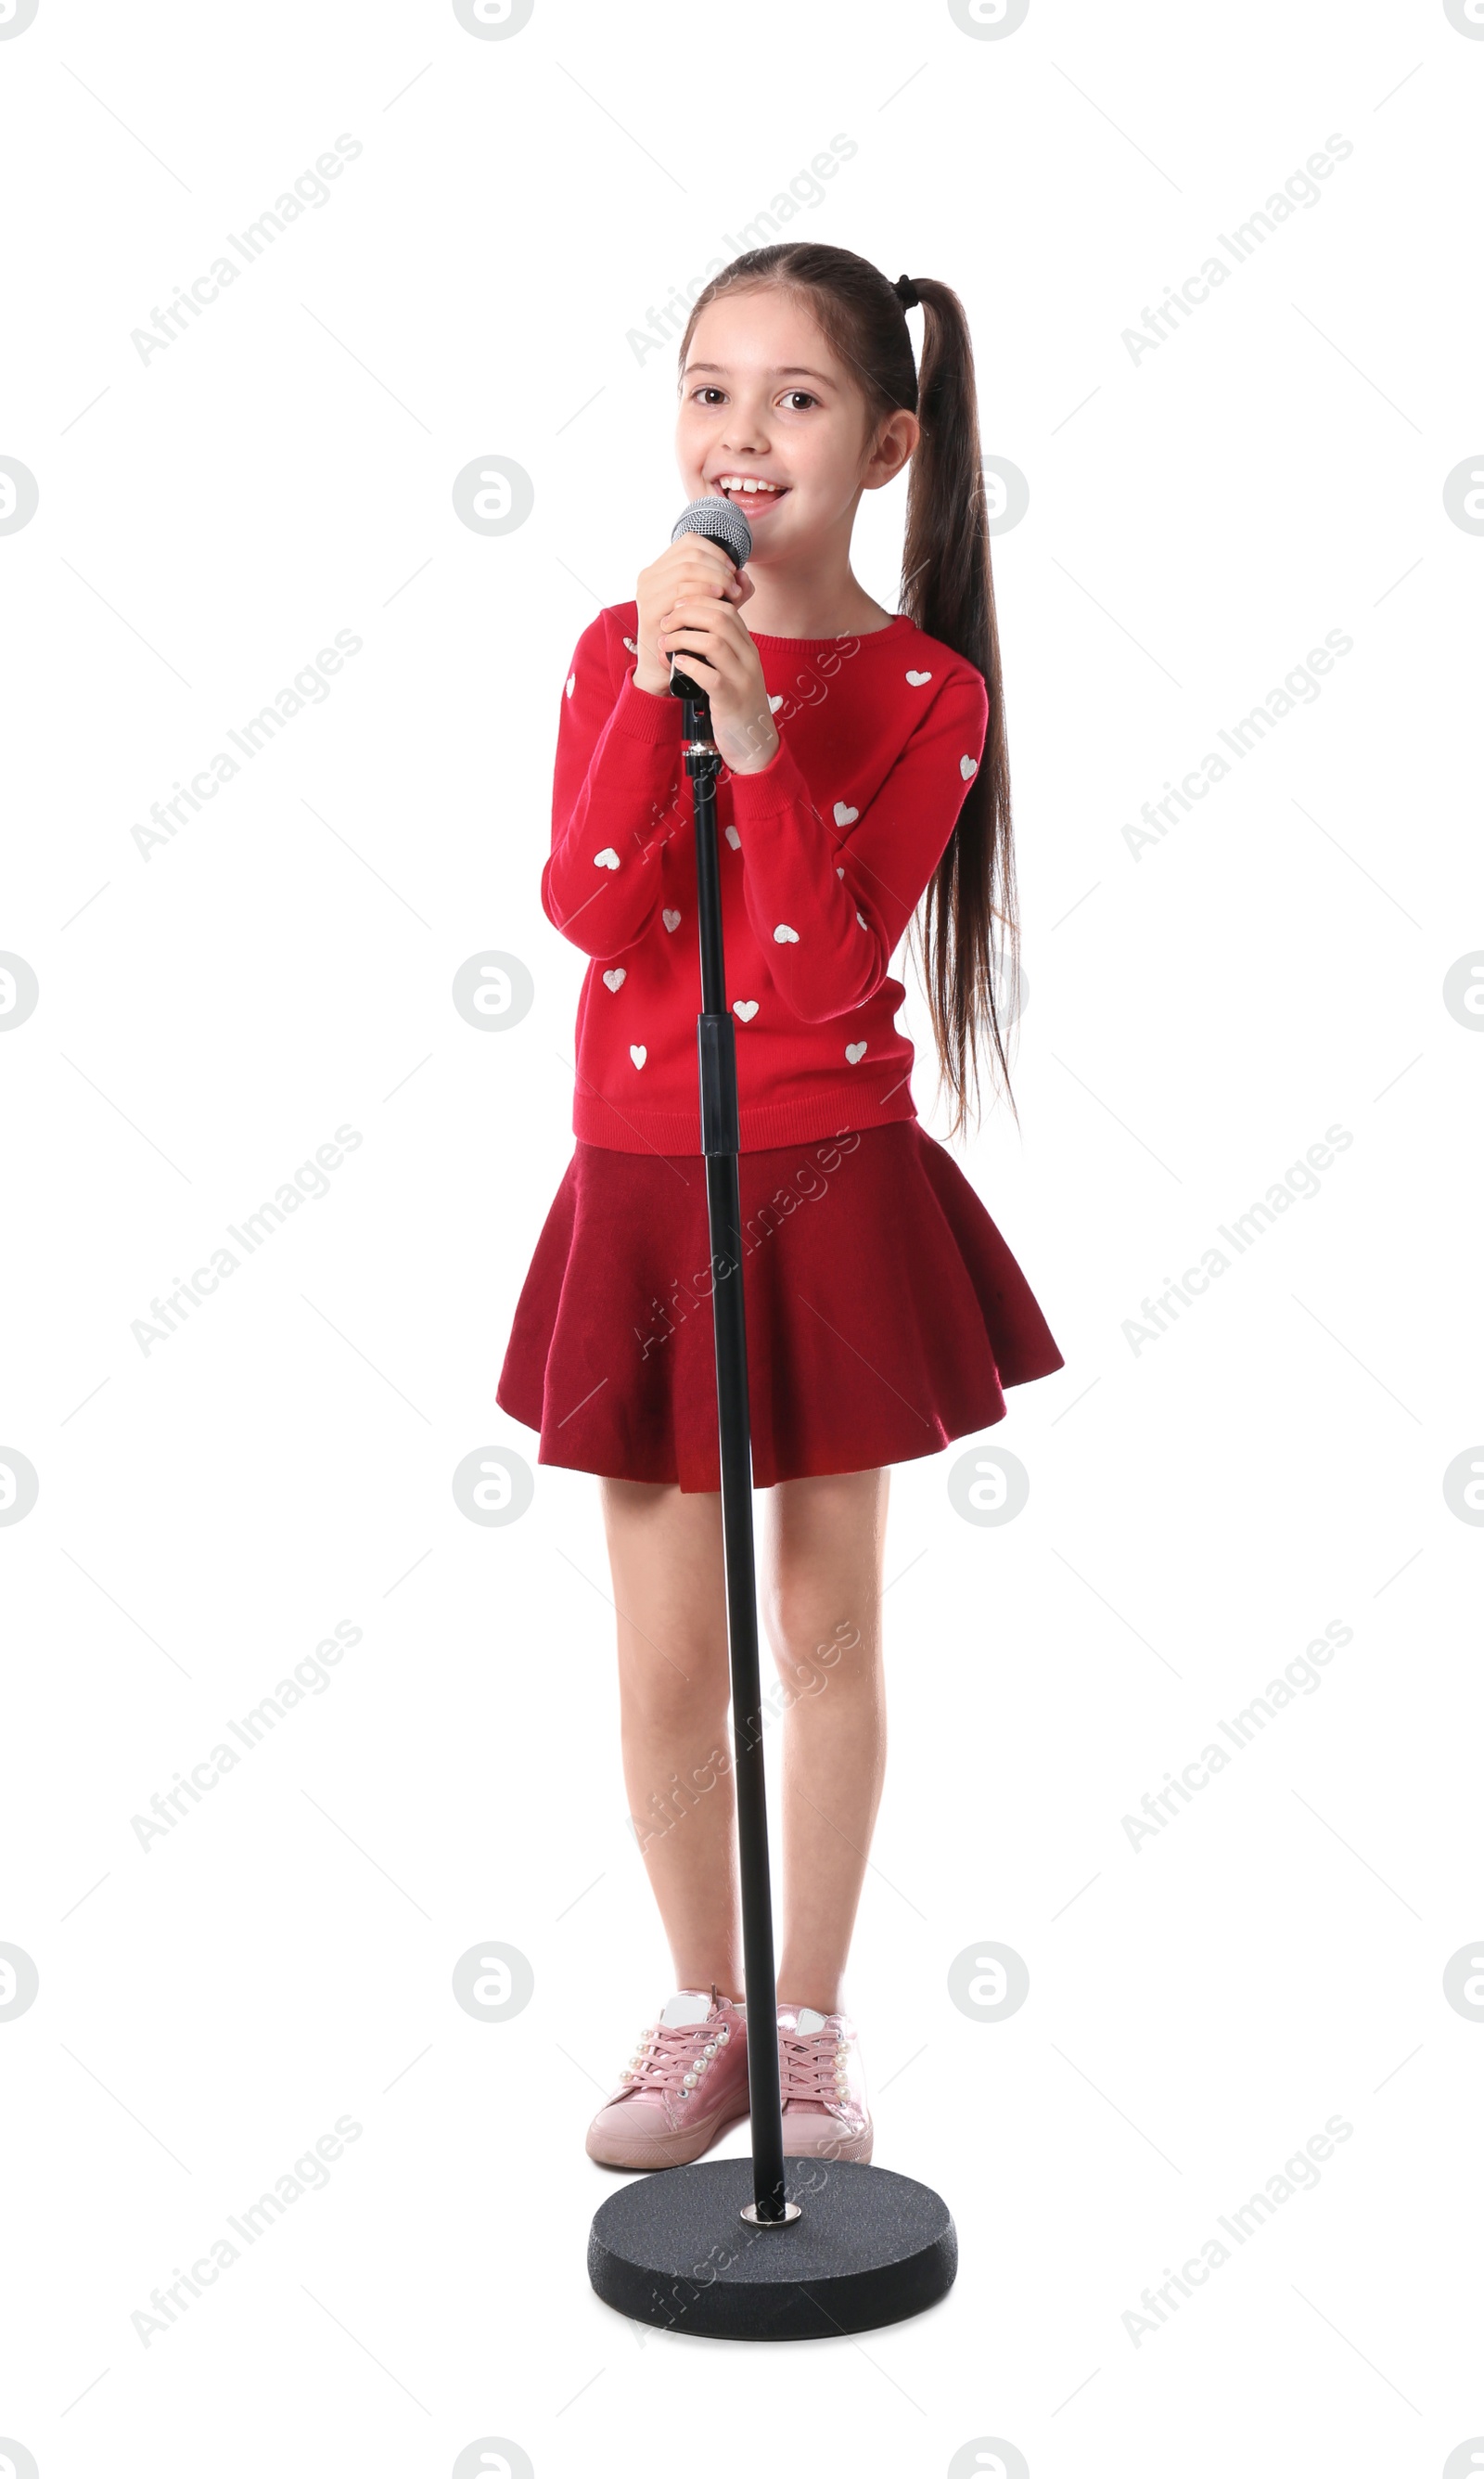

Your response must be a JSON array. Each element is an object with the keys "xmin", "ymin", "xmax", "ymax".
[
  {"xmin": 727, "ymin": 731, "xmax": 816, "ymax": 819},
  {"xmin": 608, "ymin": 669, "xmax": 685, "ymax": 748}
]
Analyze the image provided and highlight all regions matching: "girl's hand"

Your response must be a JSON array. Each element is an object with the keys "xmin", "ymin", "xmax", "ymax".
[
  {"xmin": 653, "ymin": 592, "xmax": 780, "ymax": 777},
  {"xmin": 634, "ymin": 539, "xmax": 753, "ymax": 699},
  {"xmin": 632, "ymin": 533, "xmax": 777, "ymax": 772},
  {"xmin": 634, "ymin": 538, "xmax": 751, "ymax": 697}
]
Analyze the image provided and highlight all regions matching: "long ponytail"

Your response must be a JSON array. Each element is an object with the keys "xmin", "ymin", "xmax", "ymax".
[
  {"xmin": 675, "ymin": 243, "xmax": 1020, "ymax": 1139},
  {"xmin": 899, "ymin": 274, "xmax": 1018, "ymax": 1139}
]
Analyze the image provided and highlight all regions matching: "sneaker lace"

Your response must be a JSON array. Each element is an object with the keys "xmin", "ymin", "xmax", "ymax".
[
  {"xmin": 778, "ymin": 2024, "xmax": 841, "ymax": 2105},
  {"xmin": 624, "ymin": 2021, "xmax": 711, "ymax": 2095},
  {"xmin": 621, "ymin": 1985, "xmax": 731, "ymax": 2095}
]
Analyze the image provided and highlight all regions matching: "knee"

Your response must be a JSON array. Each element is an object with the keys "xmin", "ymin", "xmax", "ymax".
[
  {"xmin": 762, "ymin": 1590, "xmax": 862, "ymax": 1701},
  {"xmin": 620, "ymin": 1649, "xmax": 731, "ymax": 1742}
]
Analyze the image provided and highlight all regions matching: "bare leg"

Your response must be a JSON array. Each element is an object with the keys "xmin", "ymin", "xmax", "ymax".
[
  {"xmin": 598, "ymin": 1476, "xmax": 743, "ymax": 1999},
  {"xmin": 757, "ymin": 1467, "xmax": 890, "ymax": 2015}
]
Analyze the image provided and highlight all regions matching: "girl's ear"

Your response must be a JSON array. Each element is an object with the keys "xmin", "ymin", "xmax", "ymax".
[{"xmin": 864, "ymin": 408, "xmax": 920, "ymax": 492}]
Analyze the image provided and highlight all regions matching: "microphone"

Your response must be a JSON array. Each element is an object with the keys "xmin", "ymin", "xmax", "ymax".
[{"xmin": 667, "ymin": 495, "xmax": 753, "ymax": 702}]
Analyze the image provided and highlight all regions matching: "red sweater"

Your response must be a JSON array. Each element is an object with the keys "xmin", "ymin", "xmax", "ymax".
[{"xmin": 543, "ymin": 599, "xmax": 990, "ymax": 1154}]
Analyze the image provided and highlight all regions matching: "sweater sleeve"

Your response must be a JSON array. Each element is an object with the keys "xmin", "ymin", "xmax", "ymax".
[
  {"xmin": 727, "ymin": 665, "xmax": 991, "ymax": 1024},
  {"xmin": 540, "ymin": 610, "xmax": 687, "ymax": 963}
]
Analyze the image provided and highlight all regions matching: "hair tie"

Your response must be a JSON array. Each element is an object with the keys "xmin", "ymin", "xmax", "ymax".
[{"xmin": 893, "ymin": 272, "xmax": 920, "ymax": 311}]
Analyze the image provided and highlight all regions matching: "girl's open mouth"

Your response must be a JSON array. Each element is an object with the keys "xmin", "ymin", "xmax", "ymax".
[{"xmin": 713, "ymin": 478, "xmax": 789, "ymax": 518}]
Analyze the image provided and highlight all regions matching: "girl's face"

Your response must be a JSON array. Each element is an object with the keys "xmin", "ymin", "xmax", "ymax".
[{"xmin": 675, "ymin": 286, "xmax": 915, "ymax": 566}]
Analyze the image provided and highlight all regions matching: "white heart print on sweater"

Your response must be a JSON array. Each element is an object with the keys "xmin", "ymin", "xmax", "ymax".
[
  {"xmin": 725, "ymin": 825, "xmax": 740, "ymax": 851},
  {"xmin": 768, "ymin": 694, "xmax": 784, "ymax": 713},
  {"xmin": 960, "ymin": 755, "xmax": 979, "ymax": 780},
  {"xmin": 630, "ymin": 1044, "xmax": 646, "ymax": 1069},
  {"xmin": 834, "ymin": 801, "xmax": 859, "ymax": 827},
  {"xmin": 662, "ymin": 908, "xmax": 682, "ymax": 931},
  {"xmin": 773, "ymin": 924, "xmax": 800, "ymax": 944},
  {"xmin": 603, "ymin": 968, "xmax": 626, "ymax": 992},
  {"xmin": 595, "ymin": 847, "xmax": 620, "ymax": 870},
  {"xmin": 906, "ymin": 669, "xmax": 932, "ymax": 687},
  {"xmin": 734, "ymin": 999, "xmax": 759, "ymax": 1021},
  {"xmin": 623, "ymin": 636, "xmax": 638, "ymax": 654},
  {"xmin": 566, "ymin": 674, "xmax": 575, "ymax": 698},
  {"xmin": 845, "ymin": 1041, "xmax": 867, "ymax": 1063}
]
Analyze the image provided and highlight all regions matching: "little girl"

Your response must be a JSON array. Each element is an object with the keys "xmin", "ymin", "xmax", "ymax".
[{"xmin": 497, "ymin": 241, "xmax": 1064, "ymax": 2174}]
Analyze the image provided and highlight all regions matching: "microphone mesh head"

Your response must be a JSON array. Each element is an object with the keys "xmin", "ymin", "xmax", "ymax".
[{"xmin": 671, "ymin": 494, "xmax": 753, "ymax": 570}]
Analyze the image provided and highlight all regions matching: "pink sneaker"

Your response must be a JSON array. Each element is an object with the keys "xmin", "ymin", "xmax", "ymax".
[
  {"xmin": 776, "ymin": 2001, "xmax": 873, "ymax": 2163},
  {"xmin": 585, "ymin": 1985, "xmax": 749, "ymax": 2170}
]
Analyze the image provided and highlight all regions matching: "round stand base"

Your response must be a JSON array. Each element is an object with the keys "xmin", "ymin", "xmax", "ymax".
[{"xmin": 588, "ymin": 2156, "xmax": 955, "ymax": 2342}]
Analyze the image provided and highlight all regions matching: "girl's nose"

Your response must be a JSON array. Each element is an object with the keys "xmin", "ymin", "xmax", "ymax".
[{"xmin": 721, "ymin": 412, "xmax": 769, "ymax": 452}]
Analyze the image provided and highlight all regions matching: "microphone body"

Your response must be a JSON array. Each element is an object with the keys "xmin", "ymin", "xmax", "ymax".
[{"xmin": 667, "ymin": 495, "xmax": 754, "ymax": 705}]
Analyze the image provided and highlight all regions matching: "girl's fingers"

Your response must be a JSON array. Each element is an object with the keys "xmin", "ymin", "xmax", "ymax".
[
  {"xmin": 659, "ymin": 605, "xmax": 740, "ymax": 639},
  {"xmin": 661, "ymin": 597, "xmax": 744, "ymax": 632},
  {"xmin": 673, "ymin": 556, "xmax": 744, "ymax": 604},
  {"xmin": 658, "ymin": 626, "xmax": 732, "ymax": 663}
]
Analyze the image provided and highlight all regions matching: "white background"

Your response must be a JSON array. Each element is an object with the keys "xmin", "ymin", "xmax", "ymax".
[{"xmin": 2, "ymin": 0, "xmax": 1481, "ymax": 2471}]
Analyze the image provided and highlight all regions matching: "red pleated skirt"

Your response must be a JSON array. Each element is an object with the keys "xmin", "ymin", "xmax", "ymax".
[{"xmin": 494, "ymin": 1119, "xmax": 1065, "ymax": 1495}]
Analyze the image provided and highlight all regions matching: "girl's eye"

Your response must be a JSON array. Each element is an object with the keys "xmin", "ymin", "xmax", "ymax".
[{"xmin": 687, "ymin": 386, "xmax": 819, "ymax": 410}]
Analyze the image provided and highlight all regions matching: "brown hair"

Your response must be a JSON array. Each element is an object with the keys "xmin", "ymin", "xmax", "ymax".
[{"xmin": 675, "ymin": 241, "xmax": 1019, "ymax": 1139}]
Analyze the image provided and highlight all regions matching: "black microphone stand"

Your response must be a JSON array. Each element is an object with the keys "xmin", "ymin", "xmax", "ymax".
[{"xmin": 586, "ymin": 661, "xmax": 957, "ymax": 2341}]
